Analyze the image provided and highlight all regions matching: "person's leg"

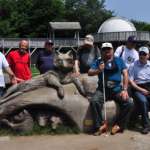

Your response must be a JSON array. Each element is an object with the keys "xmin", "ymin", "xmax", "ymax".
[
  {"xmin": 0, "ymin": 87, "xmax": 3, "ymax": 98},
  {"xmin": 90, "ymin": 90, "xmax": 111, "ymax": 128},
  {"xmin": 113, "ymin": 91, "xmax": 133, "ymax": 129},
  {"xmin": 132, "ymin": 90, "xmax": 149, "ymax": 129}
]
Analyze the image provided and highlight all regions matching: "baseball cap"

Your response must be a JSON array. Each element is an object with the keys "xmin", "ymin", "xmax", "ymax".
[
  {"xmin": 128, "ymin": 36, "xmax": 137, "ymax": 42},
  {"xmin": 45, "ymin": 40, "xmax": 54, "ymax": 44},
  {"xmin": 101, "ymin": 42, "xmax": 113, "ymax": 49},
  {"xmin": 139, "ymin": 46, "xmax": 149, "ymax": 54},
  {"xmin": 84, "ymin": 35, "xmax": 94, "ymax": 45}
]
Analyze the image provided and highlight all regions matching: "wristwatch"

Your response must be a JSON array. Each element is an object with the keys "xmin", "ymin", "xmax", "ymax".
[
  {"xmin": 11, "ymin": 74, "xmax": 16, "ymax": 78},
  {"xmin": 122, "ymin": 88, "xmax": 127, "ymax": 91}
]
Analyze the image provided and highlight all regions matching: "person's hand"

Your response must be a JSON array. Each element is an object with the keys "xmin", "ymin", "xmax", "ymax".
[
  {"xmin": 12, "ymin": 77, "xmax": 24, "ymax": 85},
  {"xmin": 140, "ymin": 88, "xmax": 150, "ymax": 95},
  {"xmin": 11, "ymin": 78, "xmax": 17, "ymax": 85},
  {"xmin": 99, "ymin": 61, "xmax": 105, "ymax": 71},
  {"xmin": 76, "ymin": 72, "xmax": 81, "ymax": 77},
  {"xmin": 120, "ymin": 90, "xmax": 128, "ymax": 100}
]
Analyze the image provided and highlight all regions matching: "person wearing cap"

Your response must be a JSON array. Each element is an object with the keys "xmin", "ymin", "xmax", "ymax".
[
  {"xmin": 36, "ymin": 40, "xmax": 55, "ymax": 74},
  {"xmin": 128, "ymin": 46, "xmax": 150, "ymax": 134},
  {"xmin": 88, "ymin": 42, "xmax": 133, "ymax": 136},
  {"xmin": 7, "ymin": 40, "xmax": 31, "ymax": 84},
  {"xmin": 114, "ymin": 35, "xmax": 139, "ymax": 68},
  {"xmin": 75, "ymin": 34, "xmax": 101, "ymax": 76}
]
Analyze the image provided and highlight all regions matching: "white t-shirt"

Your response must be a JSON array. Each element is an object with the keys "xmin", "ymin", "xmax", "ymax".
[
  {"xmin": 0, "ymin": 52, "xmax": 9, "ymax": 87},
  {"xmin": 114, "ymin": 46, "xmax": 139, "ymax": 68}
]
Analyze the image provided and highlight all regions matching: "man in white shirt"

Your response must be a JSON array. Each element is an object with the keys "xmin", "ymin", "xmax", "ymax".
[
  {"xmin": 114, "ymin": 35, "xmax": 139, "ymax": 68},
  {"xmin": 0, "ymin": 52, "xmax": 22, "ymax": 98}
]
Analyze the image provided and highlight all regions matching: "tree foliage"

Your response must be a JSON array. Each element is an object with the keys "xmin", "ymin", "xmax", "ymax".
[
  {"xmin": 130, "ymin": 19, "xmax": 148, "ymax": 31},
  {"xmin": 64, "ymin": 0, "xmax": 115, "ymax": 37},
  {"xmin": 0, "ymin": 0, "xmax": 115, "ymax": 38}
]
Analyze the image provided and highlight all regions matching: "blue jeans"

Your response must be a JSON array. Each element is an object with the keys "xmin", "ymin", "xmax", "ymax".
[
  {"xmin": 132, "ymin": 89, "xmax": 150, "ymax": 128},
  {"xmin": 0, "ymin": 87, "xmax": 3, "ymax": 98}
]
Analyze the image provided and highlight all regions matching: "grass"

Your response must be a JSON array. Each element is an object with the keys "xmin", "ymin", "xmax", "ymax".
[
  {"xmin": 0, "ymin": 119, "xmax": 80, "ymax": 136},
  {"xmin": 3, "ymin": 67, "xmax": 40, "ymax": 77}
]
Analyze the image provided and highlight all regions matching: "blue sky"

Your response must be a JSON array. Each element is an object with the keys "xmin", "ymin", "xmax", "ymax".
[{"xmin": 104, "ymin": 0, "xmax": 150, "ymax": 23}]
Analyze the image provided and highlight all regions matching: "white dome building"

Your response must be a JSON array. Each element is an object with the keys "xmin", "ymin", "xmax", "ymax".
[
  {"xmin": 98, "ymin": 17, "xmax": 136, "ymax": 33},
  {"xmin": 91, "ymin": 17, "xmax": 149, "ymax": 49}
]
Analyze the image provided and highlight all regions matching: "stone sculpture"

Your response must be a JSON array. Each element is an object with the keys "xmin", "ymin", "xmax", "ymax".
[
  {"xmin": 50, "ymin": 111, "xmax": 62, "ymax": 130},
  {"xmin": 0, "ymin": 50, "xmax": 142, "ymax": 133},
  {"xmin": 35, "ymin": 109, "xmax": 52, "ymax": 127},
  {"xmin": 2, "ymin": 110, "xmax": 34, "ymax": 133},
  {"xmin": 0, "ymin": 50, "xmax": 86, "ymax": 104}
]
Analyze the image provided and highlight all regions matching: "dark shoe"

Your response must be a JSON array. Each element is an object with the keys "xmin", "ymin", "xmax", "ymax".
[
  {"xmin": 111, "ymin": 124, "xmax": 121, "ymax": 135},
  {"xmin": 93, "ymin": 124, "xmax": 106, "ymax": 136},
  {"xmin": 141, "ymin": 128, "xmax": 149, "ymax": 134}
]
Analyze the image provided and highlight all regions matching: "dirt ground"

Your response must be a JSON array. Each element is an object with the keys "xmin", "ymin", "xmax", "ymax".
[{"xmin": 0, "ymin": 128, "xmax": 150, "ymax": 150}]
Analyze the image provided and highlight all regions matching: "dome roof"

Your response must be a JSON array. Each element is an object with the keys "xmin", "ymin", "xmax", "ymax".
[{"xmin": 98, "ymin": 17, "xmax": 136, "ymax": 33}]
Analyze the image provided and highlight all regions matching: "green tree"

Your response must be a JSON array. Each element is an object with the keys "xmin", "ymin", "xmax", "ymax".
[
  {"xmin": 130, "ymin": 19, "xmax": 148, "ymax": 31},
  {"xmin": 64, "ymin": 0, "xmax": 115, "ymax": 37}
]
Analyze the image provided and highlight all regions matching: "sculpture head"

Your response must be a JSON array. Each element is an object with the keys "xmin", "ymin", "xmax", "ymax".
[
  {"xmin": 14, "ymin": 110, "xmax": 31, "ymax": 123},
  {"xmin": 36, "ymin": 109, "xmax": 51, "ymax": 127},
  {"xmin": 53, "ymin": 50, "xmax": 74, "ymax": 72}
]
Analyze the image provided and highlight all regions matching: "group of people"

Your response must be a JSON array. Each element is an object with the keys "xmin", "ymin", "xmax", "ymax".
[
  {"xmin": 0, "ymin": 34, "xmax": 150, "ymax": 135},
  {"xmin": 0, "ymin": 39, "xmax": 55, "ymax": 98},
  {"xmin": 75, "ymin": 34, "xmax": 150, "ymax": 135}
]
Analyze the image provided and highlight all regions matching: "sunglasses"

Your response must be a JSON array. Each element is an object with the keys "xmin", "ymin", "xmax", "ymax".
[
  {"xmin": 139, "ymin": 52, "xmax": 147, "ymax": 56},
  {"xmin": 102, "ymin": 47, "xmax": 112, "ymax": 51}
]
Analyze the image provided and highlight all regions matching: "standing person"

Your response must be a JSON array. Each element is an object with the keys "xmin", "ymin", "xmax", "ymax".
[
  {"xmin": 128, "ymin": 47, "xmax": 150, "ymax": 134},
  {"xmin": 114, "ymin": 35, "xmax": 139, "ymax": 68},
  {"xmin": 0, "ymin": 52, "xmax": 23, "ymax": 98},
  {"xmin": 36, "ymin": 40, "xmax": 55, "ymax": 74},
  {"xmin": 88, "ymin": 42, "xmax": 133, "ymax": 136},
  {"xmin": 7, "ymin": 40, "xmax": 31, "ymax": 84},
  {"xmin": 75, "ymin": 34, "xmax": 101, "ymax": 76}
]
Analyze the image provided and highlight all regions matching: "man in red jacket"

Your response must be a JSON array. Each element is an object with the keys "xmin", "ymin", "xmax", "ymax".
[{"xmin": 7, "ymin": 40, "xmax": 32, "ymax": 84}]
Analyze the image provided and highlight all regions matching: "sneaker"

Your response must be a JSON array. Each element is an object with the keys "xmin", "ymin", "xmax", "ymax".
[{"xmin": 141, "ymin": 128, "xmax": 149, "ymax": 134}]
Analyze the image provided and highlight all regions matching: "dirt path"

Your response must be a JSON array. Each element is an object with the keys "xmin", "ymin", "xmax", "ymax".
[{"xmin": 0, "ymin": 128, "xmax": 150, "ymax": 150}]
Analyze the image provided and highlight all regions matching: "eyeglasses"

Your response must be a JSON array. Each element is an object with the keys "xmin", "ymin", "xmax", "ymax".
[
  {"xmin": 139, "ymin": 52, "xmax": 147, "ymax": 56},
  {"xmin": 102, "ymin": 47, "xmax": 112, "ymax": 51}
]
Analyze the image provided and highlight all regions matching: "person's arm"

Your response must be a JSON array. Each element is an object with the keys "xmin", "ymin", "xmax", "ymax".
[
  {"xmin": 75, "ymin": 60, "xmax": 80, "ymax": 77},
  {"xmin": 5, "ymin": 66, "xmax": 24, "ymax": 84},
  {"xmin": 120, "ymin": 69, "xmax": 129, "ymax": 100},
  {"xmin": 35, "ymin": 65, "xmax": 40, "ymax": 72},
  {"xmin": 88, "ymin": 61, "xmax": 104, "ymax": 76},
  {"xmin": 129, "ymin": 80, "xmax": 149, "ymax": 96},
  {"xmin": 114, "ymin": 46, "xmax": 122, "ymax": 57},
  {"xmin": 75, "ymin": 47, "xmax": 81, "ymax": 77},
  {"xmin": 96, "ymin": 47, "xmax": 101, "ymax": 59},
  {"xmin": 8, "ymin": 63, "xmax": 16, "ymax": 85}
]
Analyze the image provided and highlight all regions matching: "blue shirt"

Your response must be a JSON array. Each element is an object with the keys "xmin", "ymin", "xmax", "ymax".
[
  {"xmin": 90, "ymin": 57, "xmax": 127, "ymax": 91},
  {"xmin": 128, "ymin": 60, "xmax": 150, "ymax": 84},
  {"xmin": 36, "ymin": 50, "xmax": 55, "ymax": 74}
]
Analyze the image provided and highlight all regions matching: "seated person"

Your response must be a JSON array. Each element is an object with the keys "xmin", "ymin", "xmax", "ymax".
[
  {"xmin": 128, "ymin": 46, "xmax": 150, "ymax": 134},
  {"xmin": 88, "ymin": 42, "xmax": 133, "ymax": 136}
]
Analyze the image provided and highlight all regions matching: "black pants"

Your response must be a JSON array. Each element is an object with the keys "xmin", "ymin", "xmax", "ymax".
[{"xmin": 90, "ymin": 89, "xmax": 133, "ymax": 129}]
